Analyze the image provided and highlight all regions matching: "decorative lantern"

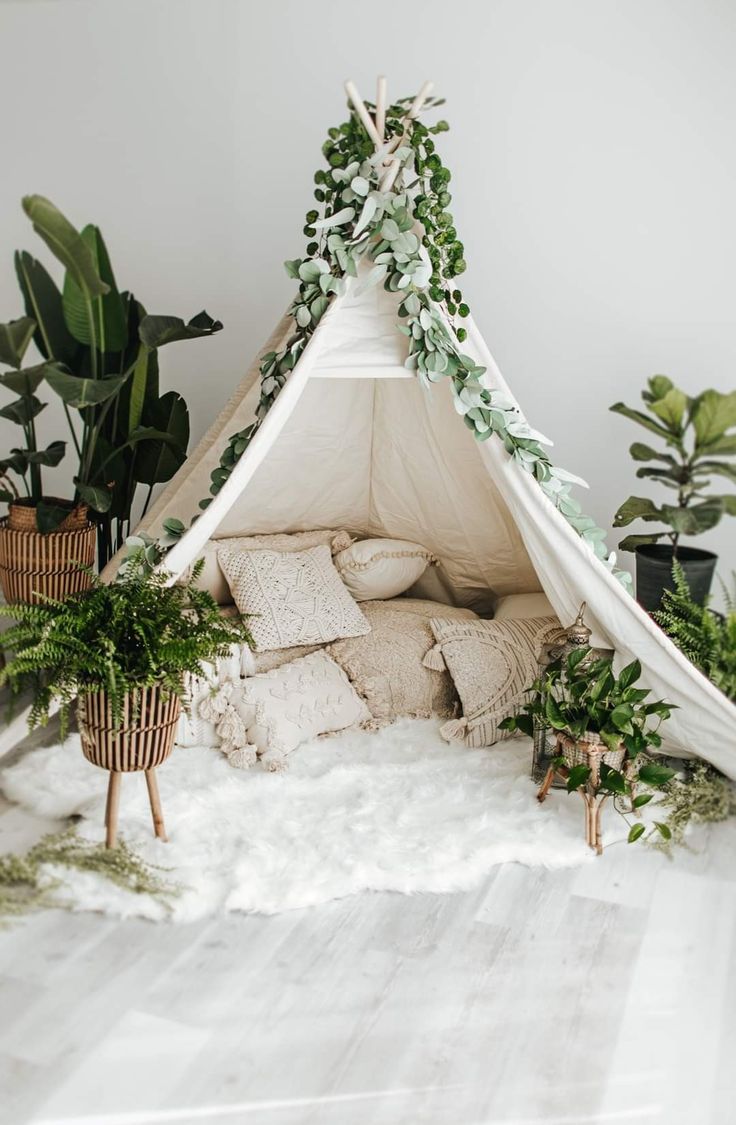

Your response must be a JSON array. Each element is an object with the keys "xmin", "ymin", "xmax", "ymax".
[{"xmin": 531, "ymin": 602, "xmax": 615, "ymax": 784}]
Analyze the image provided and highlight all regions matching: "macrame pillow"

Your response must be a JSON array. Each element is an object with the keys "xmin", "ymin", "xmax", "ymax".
[
  {"xmin": 333, "ymin": 538, "xmax": 437, "ymax": 602},
  {"xmin": 217, "ymin": 544, "xmax": 370, "ymax": 652},
  {"xmin": 182, "ymin": 528, "xmax": 353, "ymax": 605},
  {"xmin": 429, "ymin": 615, "xmax": 562, "ymax": 748},
  {"xmin": 231, "ymin": 650, "xmax": 371, "ymax": 770},
  {"xmin": 328, "ymin": 598, "xmax": 477, "ymax": 722}
]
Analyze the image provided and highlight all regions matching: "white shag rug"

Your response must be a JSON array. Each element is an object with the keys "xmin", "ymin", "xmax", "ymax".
[{"xmin": 1, "ymin": 719, "xmax": 634, "ymax": 921}]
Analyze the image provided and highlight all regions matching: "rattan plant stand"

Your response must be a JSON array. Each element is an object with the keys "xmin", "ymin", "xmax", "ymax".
[
  {"xmin": 77, "ymin": 686, "xmax": 181, "ymax": 848},
  {"xmin": 537, "ymin": 733, "xmax": 634, "ymax": 855}
]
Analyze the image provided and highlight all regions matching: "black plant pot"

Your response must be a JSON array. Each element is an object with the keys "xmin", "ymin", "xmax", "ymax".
[{"xmin": 635, "ymin": 544, "xmax": 717, "ymax": 613}]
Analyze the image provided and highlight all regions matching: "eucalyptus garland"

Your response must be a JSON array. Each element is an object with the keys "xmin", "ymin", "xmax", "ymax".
[{"xmin": 196, "ymin": 93, "xmax": 629, "ymax": 587}]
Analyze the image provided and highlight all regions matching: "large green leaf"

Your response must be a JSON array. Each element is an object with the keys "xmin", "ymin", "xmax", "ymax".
[
  {"xmin": 25, "ymin": 440, "xmax": 66, "ymax": 468},
  {"xmin": 74, "ymin": 479, "xmax": 112, "ymax": 513},
  {"xmin": 22, "ymin": 196, "xmax": 108, "ymax": 300},
  {"xmin": 618, "ymin": 532, "xmax": 665, "ymax": 551},
  {"xmin": 134, "ymin": 392, "xmax": 190, "ymax": 485},
  {"xmin": 693, "ymin": 460, "xmax": 736, "ymax": 483},
  {"xmin": 36, "ymin": 499, "xmax": 73, "ymax": 533},
  {"xmin": 638, "ymin": 762, "xmax": 676, "ymax": 787},
  {"xmin": 127, "ymin": 342, "xmax": 154, "ymax": 433},
  {"xmin": 138, "ymin": 311, "xmax": 223, "ymax": 349},
  {"xmin": 609, "ymin": 402, "xmax": 674, "ymax": 442},
  {"xmin": 649, "ymin": 387, "xmax": 689, "ymax": 433},
  {"xmin": 613, "ymin": 496, "xmax": 663, "ymax": 527},
  {"xmin": 629, "ymin": 442, "xmax": 675, "ymax": 464},
  {"xmin": 698, "ymin": 434, "xmax": 736, "ymax": 456},
  {"xmin": 0, "ymin": 361, "xmax": 49, "ymax": 397},
  {"xmin": 0, "ymin": 395, "xmax": 46, "ymax": 425},
  {"xmin": 62, "ymin": 225, "xmax": 127, "ymax": 352},
  {"xmin": 14, "ymin": 251, "xmax": 78, "ymax": 364},
  {"xmin": 660, "ymin": 501, "xmax": 724, "ymax": 535},
  {"xmin": 692, "ymin": 390, "xmax": 736, "ymax": 449},
  {"xmin": 45, "ymin": 367, "xmax": 129, "ymax": 409},
  {"xmin": 643, "ymin": 375, "xmax": 674, "ymax": 402},
  {"xmin": 0, "ymin": 317, "xmax": 36, "ymax": 369}
]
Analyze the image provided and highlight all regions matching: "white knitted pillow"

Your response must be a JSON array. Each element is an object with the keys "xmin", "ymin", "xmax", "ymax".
[
  {"xmin": 218, "ymin": 544, "xmax": 370, "ymax": 652},
  {"xmin": 181, "ymin": 528, "xmax": 353, "ymax": 604},
  {"xmin": 232, "ymin": 650, "xmax": 371, "ymax": 769}
]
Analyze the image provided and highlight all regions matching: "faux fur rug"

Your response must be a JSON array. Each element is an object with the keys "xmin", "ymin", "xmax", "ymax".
[{"xmin": 0, "ymin": 719, "xmax": 632, "ymax": 921}]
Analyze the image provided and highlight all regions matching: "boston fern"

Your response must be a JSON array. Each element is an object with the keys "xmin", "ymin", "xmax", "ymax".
[
  {"xmin": 0, "ymin": 553, "xmax": 252, "ymax": 732},
  {"xmin": 655, "ymin": 562, "xmax": 736, "ymax": 701}
]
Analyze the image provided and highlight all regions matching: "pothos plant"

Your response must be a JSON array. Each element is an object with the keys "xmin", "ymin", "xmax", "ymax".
[
  {"xmin": 501, "ymin": 648, "xmax": 677, "ymax": 844},
  {"xmin": 184, "ymin": 91, "xmax": 629, "ymax": 589}
]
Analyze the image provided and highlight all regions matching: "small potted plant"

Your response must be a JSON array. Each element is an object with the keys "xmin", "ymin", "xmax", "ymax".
[
  {"xmin": 501, "ymin": 648, "xmax": 676, "ymax": 851},
  {"xmin": 0, "ymin": 545, "xmax": 252, "ymax": 847},
  {"xmin": 0, "ymin": 317, "xmax": 95, "ymax": 603},
  {"xmin": 610, "ymin": 376, "xmax": 736, "ymax": 611}
]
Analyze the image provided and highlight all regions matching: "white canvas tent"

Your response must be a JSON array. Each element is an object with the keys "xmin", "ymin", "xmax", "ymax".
[
  {"xmin": 121, "ymin": 264, "xmax": 736, "ymax": 774},
  {"xmin": 3, "ymin": 77, "xmax": 734, "ymax": 776}
]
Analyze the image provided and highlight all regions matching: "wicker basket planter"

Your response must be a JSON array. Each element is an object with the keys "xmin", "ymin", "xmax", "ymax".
[
  {"xmin": 77, "ymin": 684, "xmax": 181, "ymax": 847},
  {"xmin": 557, "ymin": 731, "xmax": 626, "ymax": 772},
  {"xmin": 0, "ymin": 502, "xmax": 95, "ymax": 605}
]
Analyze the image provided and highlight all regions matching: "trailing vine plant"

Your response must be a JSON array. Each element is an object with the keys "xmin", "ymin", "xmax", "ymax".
[{"xmin": 186, "ymin": 90, "xmax": 630, "ymax": 587}]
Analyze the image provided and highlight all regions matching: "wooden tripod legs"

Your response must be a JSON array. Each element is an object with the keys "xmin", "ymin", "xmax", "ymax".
[{"xmin": 104, "ymin": 768, "xmax": 168, "ymax": 849}]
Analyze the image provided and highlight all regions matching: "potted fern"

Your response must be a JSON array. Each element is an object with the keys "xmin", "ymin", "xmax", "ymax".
[
  {"xmin": 0, "ymin": 546, "xmax": 252, "ymax": 846},
  {"xmin": 611, "ymin": 376, "xmax": 736, "ymax": 611},
  {"xmin": 655, "ymin": 563, "xmax": 736, "ymax": 702},
  {"xmin": 501, "ymin": 649, "xmax": 675, "ymax": 850}
]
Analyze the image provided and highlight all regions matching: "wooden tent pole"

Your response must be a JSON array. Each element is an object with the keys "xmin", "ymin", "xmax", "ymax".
[
  {"xmin": 379, "ymin": 79, "xmax": 435, "ymax": 189},
  {"xmin": 375, "ymin": 75, "xmax": 387, "ymax": 145},
  {"xmin": 344, "ymin": 79, "xmax": 382, "ymax": 147},
  {"xmin": 406, "ymin": 80, "xmax": 434, "ymax": 121}
]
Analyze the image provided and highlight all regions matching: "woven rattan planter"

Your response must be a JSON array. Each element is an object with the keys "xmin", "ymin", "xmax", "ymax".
[
  {"xmin": 557, "ymin": 731, "xmax": 625, "ymax": 771},
  {"xmin": 77, "ymin": 685, "xmax": 181, "ymax": 848},
  {"xmin": 7, "ymin": 499, "xmax": 89, "ymax": 533},
  {"xmin": 0, "ymin": 510, "xmax": 95, "ymax": 605}
]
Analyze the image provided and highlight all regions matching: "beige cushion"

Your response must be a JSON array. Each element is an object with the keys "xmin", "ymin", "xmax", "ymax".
[
  {"xmin": 334, "ymin": 538, "xmax": 436, "ymax": 602},
  {"xmin": 218, "ymin": 544, "xmax": 369, "ymax": 652},
  {"xmin": 328, "ymin": 598, "xmax": 477, "ymax": 722},
  {"xmin": 430, "ymin": 615, "xmax": 562, "ymax": 747},
  {"xmin": 233, "ymin": 650, "xmax": 371, "ymax": 765},
  {"xmin": 494, "ymin": 592, "xmax": 555, "ymax": 620},
  {"xmin": 184, "ymin": 528, "xmax": 353, "ymax": 605}
]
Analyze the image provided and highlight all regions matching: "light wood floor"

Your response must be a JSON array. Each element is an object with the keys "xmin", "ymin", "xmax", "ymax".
[{"xmin": 1, "ymin": 726, "xmax": 735, "ymax": 1125}]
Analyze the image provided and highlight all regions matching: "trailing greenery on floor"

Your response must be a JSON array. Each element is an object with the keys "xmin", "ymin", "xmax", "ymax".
[
  {"xmin": 0, "ymin": 828, "xmax": 179, "ymax": 923},
  {"xmin": 656, "ymin": 760, "xmax": 736, "ymax": 847},
  {"xmin": 195, "ymin": 92, "xmax": 630, "ymax": 589},
  {"xmin": 654, "ymin": 563, "xmax": 736, "ymax": 701}
]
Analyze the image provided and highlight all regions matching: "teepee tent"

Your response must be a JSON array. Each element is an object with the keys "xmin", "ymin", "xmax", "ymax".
[{"xmin": 99, "ymin": 79, "xmax": 736, "ymax": 776}]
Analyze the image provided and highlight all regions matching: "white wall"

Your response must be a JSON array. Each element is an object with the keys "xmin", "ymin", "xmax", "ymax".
[{"xmin": 1, "ymin": 0, "xmax": 735, "ymax": 589}]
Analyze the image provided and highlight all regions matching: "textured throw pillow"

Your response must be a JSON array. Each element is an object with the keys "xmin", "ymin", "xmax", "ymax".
[
  {"xmin": 232, "ymin": 650, "xmax": 371, "ymax": 768},
  {"xmin": 218, "ymin": 544, "xmax": 369, "ymax": 652},
  {"xmin": 182, "ymin": 528, "xmax": 353, "ymax": 604},
  {"xmin": 334, "ymin": 538, "xmax": 437, "ymax": 602},
  {"xmin": 493, "ymin": 592, "xmax": 555, "ymax": 620},
  {"xmin": 328, "ymin": 598, "xmax": 477, "ymax": 722},
  {"xmin": 430, "ymin": 615, "xmax": 562, "ymax": 748}
]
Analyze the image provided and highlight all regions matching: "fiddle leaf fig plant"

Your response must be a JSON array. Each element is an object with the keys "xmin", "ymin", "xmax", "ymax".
[{"xmin": 611, "ymin": 376, "xmax": 736, "ymax": 551}]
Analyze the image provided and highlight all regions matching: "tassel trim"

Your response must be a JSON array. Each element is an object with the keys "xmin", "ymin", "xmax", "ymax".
[
  {"xmin": 439, "ymin": 716, "xmax": 469, "ymax": 743},
  {"xmin": 422, "ymin": 644, "xmax": 447, "ymax": 671}
]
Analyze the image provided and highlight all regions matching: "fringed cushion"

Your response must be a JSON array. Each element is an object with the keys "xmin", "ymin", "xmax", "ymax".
[
  {"xmin": 328, "ymin": 598, "xmax": 477, "ymax": 723},
  {"xmin": 430, "ymin": 616, "xmax": 562, "ymax": 748},
  {"xmin": 333, "ymin": 538, "xmax": 437, "ymax": 601}
]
